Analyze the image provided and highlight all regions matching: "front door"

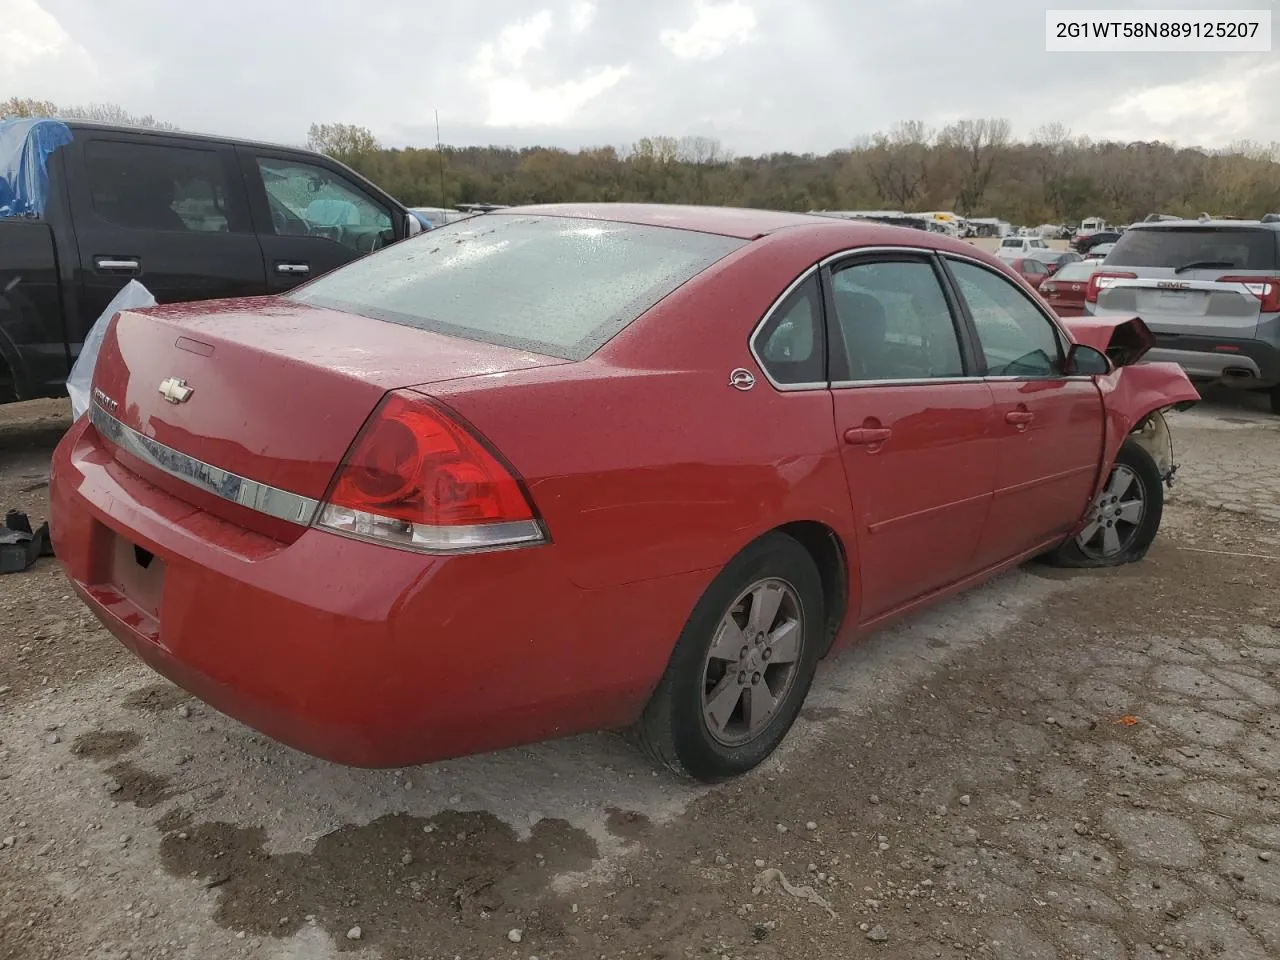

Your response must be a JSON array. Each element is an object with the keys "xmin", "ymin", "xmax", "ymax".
[
  {"xmin": 240, "ymin": 151, "xmax": 397, "ymax": 293},
  {"xmin": 65, "ymin": 133, "xmax": 265, "ymax": 347},
  {"xmin": 941, "ymin": 256, "xmax": 1105, "ymax": 564},
  {"xmin": 824, "ymin": 253, "xmax": 999, "ymax": 621}
]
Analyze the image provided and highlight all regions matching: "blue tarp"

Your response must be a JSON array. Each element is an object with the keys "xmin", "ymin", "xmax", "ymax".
[{"xmin": 0, "ymin": 117, "xmax": 74, "ymax": 218}]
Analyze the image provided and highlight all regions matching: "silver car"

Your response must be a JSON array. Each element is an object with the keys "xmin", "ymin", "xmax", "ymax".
[{"xmin": 1086, "ymin": 216, "xmax": 1280, "ymax": 413}]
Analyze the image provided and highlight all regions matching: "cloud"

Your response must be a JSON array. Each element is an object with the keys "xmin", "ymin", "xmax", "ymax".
[
  {"xmin": 0, "ymin": 0, "xmax": 98, "ymax": 98},
  {"xmin": 660, "ymin": 1, "xmax": 757, "ymax": 60},
  {"xmin": 469, "ymin": 9, "xmax": 629, "ymax": 127},
  {"xmin": 477, "ymin": 66, "xmax": 632, "ymax": 127},
  {"xmin": 8, "ymin": 0, "xmax": 1276, "ymax": 154},
  {"xmin": 1088, "ymin": 56, "xmax": 1280, "ymax": 146},
  {"xmin": 569, "ymin": 0, "xmax": 595, "ymax": 33}
]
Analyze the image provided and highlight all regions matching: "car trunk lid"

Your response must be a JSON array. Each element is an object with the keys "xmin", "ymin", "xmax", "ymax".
[{"xmin": 89, "ymin": 297, "xmax": 565, "ymax": 539}]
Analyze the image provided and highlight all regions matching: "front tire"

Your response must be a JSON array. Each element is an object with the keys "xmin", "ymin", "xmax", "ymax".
[
  {"xmin": 635, "ymin": 532, "xmax": 825, "ymax": 782},
  {"xmin": 1269, "ymin": 385, "xmax": 1280, "ymax": 416},
  {"xmin": 1046, "ymin": 438, "xmax": 1164, "ymax": 568}
]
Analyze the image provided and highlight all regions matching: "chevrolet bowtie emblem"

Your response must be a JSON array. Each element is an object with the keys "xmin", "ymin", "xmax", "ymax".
[{"xmin": 158, "ymin": 377, "xmax": 193, "ymax": 404}]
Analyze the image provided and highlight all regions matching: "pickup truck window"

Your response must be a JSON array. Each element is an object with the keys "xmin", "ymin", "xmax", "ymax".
[
  {"xmin": 255, "ymin": 157, "xmax": 393, "ymax": 255},
  {"xmin": 85, "ymin": 140, "xmax": 232, "ymax": 233}
]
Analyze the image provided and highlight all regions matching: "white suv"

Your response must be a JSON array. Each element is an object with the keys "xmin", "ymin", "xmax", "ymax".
[{"xmin": 996, "ymin": 236, "xmax": 1052, "ymax": 261}]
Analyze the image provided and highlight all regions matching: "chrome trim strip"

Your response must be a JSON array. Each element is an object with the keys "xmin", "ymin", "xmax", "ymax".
[
  {"xmin": 818, "ymin": 244, "xmax": 940, "ymax": 269},
  {"xmin": 747, "ymin": 264, "xmax": 823, "ymax": 392},
  {"xmin": 89, "ymin": 401, "xmax": 321, "ymax": 526},
  {"xmin": 747, "ymin": 244, "xmax": 1094, "ymax": 393},
  {"xmin": 830, "ymin": 376, "xmax": 977, "ymax": 389}
]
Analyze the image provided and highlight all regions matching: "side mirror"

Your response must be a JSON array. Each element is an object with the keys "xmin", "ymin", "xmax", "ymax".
[
  {"xmin": 1065, "ymin": 343, "xmax": 1110, "ymax": 376},
  {"xmin": 405, "ymin": 213, "xmax": 424, "ymax": 237}
]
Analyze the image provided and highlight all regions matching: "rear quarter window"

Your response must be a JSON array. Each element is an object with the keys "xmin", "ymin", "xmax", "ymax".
[
  {"xmin": 1107, "ymin": 227, "xmax": 1279, "ymax": 271},
  {"xmin": 288, "ymin": 215, "xmax": 746, "ymax": 360}
]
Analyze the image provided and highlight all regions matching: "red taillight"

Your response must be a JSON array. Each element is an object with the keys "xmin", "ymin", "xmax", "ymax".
[
  {"xmin": 1218, "ymin": 275, "xmax": 1280, "ymax": 313},
  {"xmin": 316, "ymin": 390, "xmax": 543, "ymax": 552},
  {"xmin": 1086, "ymin": 271, "xmax": 1137, "ymax": 303},
  {"xmin": 1041, "ymin": 282, "xmax": 1057, "ymax": 294}
]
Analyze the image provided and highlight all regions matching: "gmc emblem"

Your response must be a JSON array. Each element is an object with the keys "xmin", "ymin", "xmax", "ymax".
[{"xmin": 1156, "ymin": 280, "xmax": 1190, "ymax": 290}]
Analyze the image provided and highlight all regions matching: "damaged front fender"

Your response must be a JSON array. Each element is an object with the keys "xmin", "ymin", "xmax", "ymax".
[
  {"xmin": 1060, "ymin": 311, "xmax": 1200, "ymax": 482},
  {"xmin": 1094, "ymin": 360, "xmax": 1200, "ymax": 489}
]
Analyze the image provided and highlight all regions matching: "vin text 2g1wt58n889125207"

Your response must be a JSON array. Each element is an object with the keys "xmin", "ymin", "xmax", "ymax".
[{"xmin": 49, "ymin": 205, "xmax": 1199, "ymax": 781}]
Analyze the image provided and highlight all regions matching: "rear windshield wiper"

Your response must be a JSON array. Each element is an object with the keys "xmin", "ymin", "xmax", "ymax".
[{"xmin": 1173, "ymin": 260, "xmax": 1235, "ymax": 274}]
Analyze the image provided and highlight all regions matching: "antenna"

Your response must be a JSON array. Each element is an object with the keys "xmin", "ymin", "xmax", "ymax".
[{"xmin": 435, "ymin": 109, "xmax": 446, "ymax": 211}]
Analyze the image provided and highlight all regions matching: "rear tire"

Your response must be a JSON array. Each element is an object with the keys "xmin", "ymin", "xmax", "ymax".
[
  {"xmin": 635, "ymin": 532, "xmax": 824, "ymax": 782},
  {"xmin": 1045, "ymin": 438, "xmax": 1163, "ymax": 568}
]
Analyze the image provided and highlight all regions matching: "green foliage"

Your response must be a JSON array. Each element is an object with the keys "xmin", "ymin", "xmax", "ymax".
[
  {"xmin": 0, "ymin": 97, "xmax": 176, "ymax": 130},
  {"xmin": 326, "ymin": 123, "xmax": 1280, "ymax": 224}
]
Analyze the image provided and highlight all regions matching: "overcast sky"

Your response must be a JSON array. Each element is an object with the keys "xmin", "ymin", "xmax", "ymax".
[{"xmin": 3, "ymin": 0, "xmax": 1276, "ymax": 154}]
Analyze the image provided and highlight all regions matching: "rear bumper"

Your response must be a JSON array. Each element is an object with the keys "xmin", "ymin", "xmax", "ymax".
[
  {"xmin": 49, "ymin": 417, "xmax": 702, "ymax": 767},
  {"xmin": 1145, "ymin": 334, "xmax": 1280, "ymax": 386}
]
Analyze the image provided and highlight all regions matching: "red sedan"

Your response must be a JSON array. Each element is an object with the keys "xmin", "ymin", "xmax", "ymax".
[
  {"xmin": 1040, "ymin": 261, "xmax": 1101, "ymax": 317},
  {"xmin": 1007, "ymin": 257, "xmax": 1055, "ymax": 289},
  {"xmin": 49, "ymin": 205, "xmax": 1199, "ymax": 781}
]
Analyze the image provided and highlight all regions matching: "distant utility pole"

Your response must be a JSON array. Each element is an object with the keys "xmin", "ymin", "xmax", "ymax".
[{"xmin": 436, "ymin": 110, "xmax": 446, "ymax": 210}]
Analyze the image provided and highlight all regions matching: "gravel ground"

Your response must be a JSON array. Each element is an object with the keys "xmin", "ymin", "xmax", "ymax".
[{"xmin": 2, "ymin": 388, "xmax": 1278, "ymax": 960}]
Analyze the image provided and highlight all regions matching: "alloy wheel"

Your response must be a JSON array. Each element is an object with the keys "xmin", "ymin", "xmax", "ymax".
[
  {"xmin": 700, "ymin": 578, "xmax": 803, "ymax": 746},
  {"xmin": 1075, "ymin": 464, "xmax": 1146, "ymax": 559}
]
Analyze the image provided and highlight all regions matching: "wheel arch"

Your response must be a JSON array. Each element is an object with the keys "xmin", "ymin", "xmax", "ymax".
[{"xmin": 772, "ymin": 520, "xmax": 851, "ymax": 657}]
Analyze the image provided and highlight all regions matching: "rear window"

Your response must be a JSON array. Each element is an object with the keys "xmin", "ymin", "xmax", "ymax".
[
  {"xmin": 1053, "ymin": 262, "xmax": 1099, "ymax": 281},
  {"xmin": 1107, "ymin": 226, "xmax": 1279, "ymax": 271},
  {"xmin": 1001, "ymin": 238, "xmax": 1022, "ymax": 247},
  {"xmin": 288, "ymin": 215, "xmax": 746, "ymax": 360}
]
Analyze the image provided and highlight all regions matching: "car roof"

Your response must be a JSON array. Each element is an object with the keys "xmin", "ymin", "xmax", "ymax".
[
  {"xmin": 1127, "ymin": 218, "xmax": 1280, "ymax": 231},
  {"xmin": 490, "ymin": 203, "xmax": 843, "ymax": 240},
  {"xmin": 63, "ymin": 120, "xmax": 311, "ymax": 156}
]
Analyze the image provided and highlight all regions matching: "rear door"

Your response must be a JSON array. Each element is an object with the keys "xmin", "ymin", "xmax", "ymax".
[
  {"xmin": 941, "ymin": 256, "xmax": 1104, "ymax": 565},
  {"xmin": 822, "ymin": 252, "xmax": 998, "ymax": 620},
  {"xmin": 238, "ymin": 149, "xmax": 400, "ymax": 293},
  {"xmin": 64, "ymin": 131, "xmax": 265, "ymax": 343},
  {"xmin": 1093, "ymin": 226, "xmax": 1279, "ymax": 343}
]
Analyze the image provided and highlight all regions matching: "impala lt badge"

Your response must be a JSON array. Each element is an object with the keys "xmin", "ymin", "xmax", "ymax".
[
  {"xmin": 158, "ymin": 377, "xmax": 194, "ymax": 404},
  {"xmin": 728, "ymin": 368, "xmax": 755, "ymax": 391}
]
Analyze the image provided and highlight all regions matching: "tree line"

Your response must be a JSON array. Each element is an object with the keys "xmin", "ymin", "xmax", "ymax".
[
  {"xmin": 4, "ymin": 99, "xmax": 1277, "ymax": 226},
  {"xmin": 308, "ymin": 120, "xmax": 1280, "ymax": 227}
]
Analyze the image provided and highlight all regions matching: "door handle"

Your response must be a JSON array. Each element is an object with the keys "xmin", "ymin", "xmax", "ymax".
[
  {"xmin": 275, "ymin": 262, "xmax": 310, "ymax": 276},
  {"xmin": 95, "ymin": 257, "xmax": 140, "ymax": 272},
  {"xmin": 844, "ymin": 427, "xmax": 892, "ymax": 445},
  {"xmin": 1005, "ymin": 409, "xmax": 1035, "ymax": 425}
]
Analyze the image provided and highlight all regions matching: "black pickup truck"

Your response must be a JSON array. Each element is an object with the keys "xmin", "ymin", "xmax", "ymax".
[{"xmin": 0, "ymin": 121, "xmax": 419, "ymax": 402}]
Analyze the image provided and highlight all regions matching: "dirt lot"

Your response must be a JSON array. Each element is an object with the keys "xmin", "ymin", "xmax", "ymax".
[{"xmin": 2, "ymin": 390, "xmax": 1279, "ymax": 960}]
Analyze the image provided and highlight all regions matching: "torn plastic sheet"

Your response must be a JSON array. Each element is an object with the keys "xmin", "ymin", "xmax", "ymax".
[
  {"xmin": 0, "ymin": 117, "xmax": 74, "ymax": 218},
  {"xmin": 67, "ymin": 280, "xmax": 157, "ymax": 420}
]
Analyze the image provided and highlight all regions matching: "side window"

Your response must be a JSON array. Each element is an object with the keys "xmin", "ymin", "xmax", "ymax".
[
  {"xmin": 85, "ymin": 140, "xmax": 231, "ymax": 233},
  {"xmin": 255, "ymin": 157, "xmax": 393, "ymax": 254},
  {"xmin": 948, "ymin": 259, "xmax": 1064, "ymax": 378},
  {"xmin": 829, "ymin": 259, "xmax": 965, "ymax": 382},
  {"xmin": 755, "ymin": 272, "xmax": 825, "ymax": 385},
  {"xmin": 1024, "ymin": 260, "xmax": 1046, "ymax": 275}
]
